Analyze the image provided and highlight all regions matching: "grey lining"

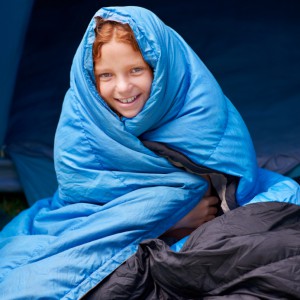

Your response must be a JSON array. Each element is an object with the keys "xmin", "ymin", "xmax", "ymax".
[{"xmin": 142, "ymin": 140, "xmax": 239, "ymax": 211}]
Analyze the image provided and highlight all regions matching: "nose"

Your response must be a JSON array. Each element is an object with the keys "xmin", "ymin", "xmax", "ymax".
[{"xmin": 115, "ymin": 75, "xmax": 132, "ymax": 94}]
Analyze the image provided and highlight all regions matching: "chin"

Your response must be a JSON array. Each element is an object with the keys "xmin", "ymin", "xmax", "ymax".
[{"xmin": 121, "ymin": 111, "xmax": 140, "ymax": 118}]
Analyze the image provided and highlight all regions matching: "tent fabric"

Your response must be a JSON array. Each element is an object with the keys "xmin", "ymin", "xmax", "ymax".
[
  {"xmin": 0, "ymin": 158, "xmax": 22, "ymax": 193},
  {"xmin": 174, "ymin": 0, "xmax": 300, "ymax": 175},
  {"xmin": 1, "ymin": 0, "xmax": 101, "ymax": 203},
  {"xmin": 0, "ymin": 0, "xmax": 36, "ymax": 200},
  {"xmin": 8, "ymin": 150, "xmax": 57, "ymax": 206},
  {"xmin": 0, "ymin": 0, "xmax": 34, "ymax": 147},
  {"xmin": 0, "ymin": 6, "xmax": 299, "ymax": 299}
]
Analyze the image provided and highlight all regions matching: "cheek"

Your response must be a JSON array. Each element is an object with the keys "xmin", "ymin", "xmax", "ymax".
[
  {"xmin": 96, "ymin": 80, "xmax": 101, "ymax": 94},
  {"xmin": 144, "ymin": 75, "xmax": 153, "ymax": 96},
  {"xmin": 98, "ymin": 82, "xmax": 111, "ymax": 99},
  {"xmin": 95, "ymin": 77, "xmax": 103, "ymax": 95}
]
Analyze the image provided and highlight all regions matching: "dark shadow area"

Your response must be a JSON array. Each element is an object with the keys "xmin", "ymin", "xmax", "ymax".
[{"xmin": 0, "ymin": 192, "xmax": 28, "ymax": 230}]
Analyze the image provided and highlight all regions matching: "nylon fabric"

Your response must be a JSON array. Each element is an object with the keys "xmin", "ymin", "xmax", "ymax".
[
  {"xmin": 0, "ymin": 6, "xmax": 299, "ymax": 299},
  {"xmin": 84, "ymin": 202, "xmax": 300, "ymax": 299}
]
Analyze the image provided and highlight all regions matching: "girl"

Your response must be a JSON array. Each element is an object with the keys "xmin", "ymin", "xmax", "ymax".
[
  {"xmin": 0, "ymin": 6, "xmax": 299, "ymax": 300},
  {"xmin": 92, "ymin": 17, "xmax": 219, "ymax": 239}
]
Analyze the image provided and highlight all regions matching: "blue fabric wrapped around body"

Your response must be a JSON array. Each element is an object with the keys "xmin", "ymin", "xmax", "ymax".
[{"xmin": 0, "ymin": 6, "xmax": 299, "ymax": 300}]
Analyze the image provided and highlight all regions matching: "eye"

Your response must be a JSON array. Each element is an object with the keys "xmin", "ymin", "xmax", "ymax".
[
  {"xmin": 99, "ymin": 73, "xmax": 112, "ymax": 80},
  {"xmin": 131, "ymin": 67, "xmax": 143, "ymax": 74}
]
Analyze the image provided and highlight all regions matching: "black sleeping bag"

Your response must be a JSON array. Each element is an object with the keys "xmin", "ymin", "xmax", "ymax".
[{"xmin": 84, "ymin": 202, "xmax": 300, "ymax": 300}]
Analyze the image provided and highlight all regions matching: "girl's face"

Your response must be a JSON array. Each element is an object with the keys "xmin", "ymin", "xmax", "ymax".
[{"xmin": 94, "ymin": 39, "xmax": 153, "ymax": 118}]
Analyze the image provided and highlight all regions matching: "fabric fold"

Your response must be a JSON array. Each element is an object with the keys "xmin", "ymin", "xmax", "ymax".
[{"xmin": 0, "ymin": 6, "xmax": 299, "ymax": 299}]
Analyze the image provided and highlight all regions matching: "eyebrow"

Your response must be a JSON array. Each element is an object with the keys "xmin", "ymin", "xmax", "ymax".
[
  {"xmin": 94, "ymin": 67, "xmax": 110, "ymax": 74},
  {"xmin": 94, "ymin": 61, "xmax": 148, "ymax": 73}
]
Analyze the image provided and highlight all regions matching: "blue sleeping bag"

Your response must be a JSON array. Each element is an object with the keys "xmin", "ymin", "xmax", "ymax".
[{"xmin": 0, "ymin": 6, "xmax": 299, "ymax": 300}]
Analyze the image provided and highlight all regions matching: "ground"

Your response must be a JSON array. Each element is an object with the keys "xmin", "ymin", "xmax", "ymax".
[{"xmin": 0, "ymin": 192, "xmax": 28, "ymax": 230}]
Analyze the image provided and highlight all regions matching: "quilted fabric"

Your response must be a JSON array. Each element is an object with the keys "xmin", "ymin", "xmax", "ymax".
[{"xmin": 0, "ymin": 6, "xmax": 299, "ymax": 299}]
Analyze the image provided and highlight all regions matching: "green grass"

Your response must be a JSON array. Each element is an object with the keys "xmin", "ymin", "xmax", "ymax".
[
  {"xmin": 0, "ymin": 193, "xmax": 28, "ymax": 217},
  {"xmin": 0, "ymin": 193, "xmax": 29, "ymax": 229}
]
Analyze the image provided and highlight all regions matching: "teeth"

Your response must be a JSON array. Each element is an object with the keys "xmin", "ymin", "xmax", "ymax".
[{"xmin": 118, "ymin": 96, "xmax": 136, "ymax": 103}]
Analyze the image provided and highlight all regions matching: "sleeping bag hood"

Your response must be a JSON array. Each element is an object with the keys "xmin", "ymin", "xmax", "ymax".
[{"xmin": 0, "ymin": 6, "xmax": 299, "ymax": 300}]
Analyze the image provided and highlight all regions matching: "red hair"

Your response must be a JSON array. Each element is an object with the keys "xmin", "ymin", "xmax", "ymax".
[{"xmin": 93, "ymin": 17, "xmax": 140, "ymax": 61}]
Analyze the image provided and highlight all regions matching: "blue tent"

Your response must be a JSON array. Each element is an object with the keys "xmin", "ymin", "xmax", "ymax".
[
  {"xmin": 1, "ymin": 0, "xmax": 300, "ymax": 206},
  {"xmin": 0, "ymin": 0, "xmax": 100, "ymax": 205},
  {"xmin": 0, "ymin": 0, "xmax": 35, "ymax": 196}
]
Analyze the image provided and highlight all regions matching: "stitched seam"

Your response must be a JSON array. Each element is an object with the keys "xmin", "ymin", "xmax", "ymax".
[{"xmin": 203, "ymin": 97, "xmax": 229, "ymax": 165}]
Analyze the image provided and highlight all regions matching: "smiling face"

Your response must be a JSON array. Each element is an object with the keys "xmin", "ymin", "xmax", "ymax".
[{"xmin": 94, "ymin": 40, "xmax": 153, "ymax": 118}]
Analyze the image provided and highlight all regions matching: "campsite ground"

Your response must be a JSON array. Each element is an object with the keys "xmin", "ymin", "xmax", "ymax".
[{"xmin": 0, "ymin": 193, "xmax": 28, "ymax": 230}]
